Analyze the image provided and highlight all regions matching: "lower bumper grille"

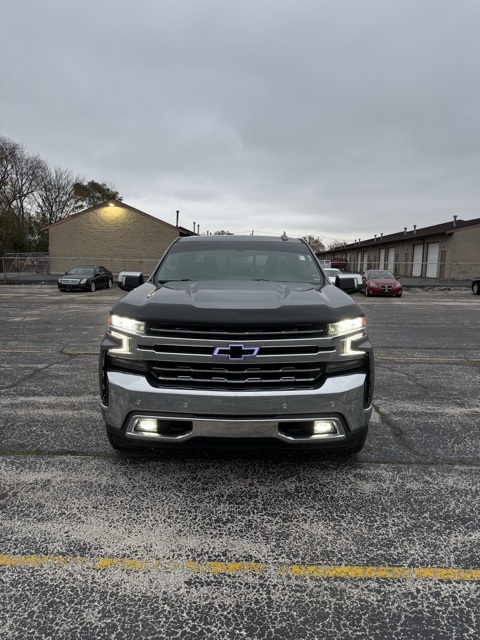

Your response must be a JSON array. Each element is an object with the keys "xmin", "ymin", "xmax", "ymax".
[{"xmin": 147, "ymin": 361, "xmax": 325, "ymax": 390}]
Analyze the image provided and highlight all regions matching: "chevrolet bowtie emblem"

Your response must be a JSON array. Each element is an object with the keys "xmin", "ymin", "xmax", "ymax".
[{"xmin": 213, "ymin": 344, "xmax": 260, "ymax": 360}]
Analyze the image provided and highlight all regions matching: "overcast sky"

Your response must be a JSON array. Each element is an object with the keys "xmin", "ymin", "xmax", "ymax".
[{"xmin": 2, "ymin": 0, "xmax": 479, "ymax": 244}]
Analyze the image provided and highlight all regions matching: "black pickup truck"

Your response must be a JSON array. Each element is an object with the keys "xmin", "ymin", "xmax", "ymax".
[{"xmin": 100, "ymin": 235, "xmax": 374, "ymax": 455}]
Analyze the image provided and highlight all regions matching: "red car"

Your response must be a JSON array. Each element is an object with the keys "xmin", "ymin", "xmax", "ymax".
[{"xmin": 362, "ymin": 270, "xmax": 403, "ymax": 297}]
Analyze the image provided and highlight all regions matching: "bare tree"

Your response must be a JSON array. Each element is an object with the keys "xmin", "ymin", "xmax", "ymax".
[
  {"xmin": 0, "ymin": 137, "xmax": 20, "ymax": 194},
  {"xmin": 34, "ymin": 166, "xmax": 83, "ymax": 226},
  {"xmin": 327, "ymin": 239, "xmax": 347, "ymax": 251},
  {"xmin": 0, "ymin": 137, "xmax": 47, "ymax": 224},
  {"xmin": 302, "ymin": 235, "xmax": 325, "ymax": 252},
  {"xmin": 0, "ymin": 136, "xmax": 122, "ymax": 253},
  {"xmin": 0, "ymin": 136, "xmax": 47, "ymax": 252}
]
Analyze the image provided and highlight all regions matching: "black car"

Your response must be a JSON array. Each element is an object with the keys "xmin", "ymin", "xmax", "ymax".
[
  {"xmin": 58, "ymin": 265, "xmax": 113, "ymax": 292},
  {"xmin": 472, "ymin": 277, "xmax": 480, "ymax": 295}
]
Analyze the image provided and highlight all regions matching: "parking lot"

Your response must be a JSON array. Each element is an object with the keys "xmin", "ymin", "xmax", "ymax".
[{"xmin": 1, "ymin": 285, "xmax": 479, "ymax": 639}]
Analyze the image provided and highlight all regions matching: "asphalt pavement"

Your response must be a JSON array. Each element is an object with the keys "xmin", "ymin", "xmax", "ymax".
[{"xmin": 1, "ymin": 285, "xmax": 479, "ymax": 639}]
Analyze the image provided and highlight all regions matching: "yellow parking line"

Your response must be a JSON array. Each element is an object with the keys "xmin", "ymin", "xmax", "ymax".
[{"xmin": 1, "ymin": 554, "xmax": 478, "ymax": 581}]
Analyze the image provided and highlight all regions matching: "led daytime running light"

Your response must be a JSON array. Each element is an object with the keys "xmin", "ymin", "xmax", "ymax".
[{"xmin": 108, "ymin": 330, "xmax": 132, "ymax": 354}]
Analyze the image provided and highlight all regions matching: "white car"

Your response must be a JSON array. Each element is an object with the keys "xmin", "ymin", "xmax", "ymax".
[
  {"xmin": 323, "ymin": 268, "xmax": 343, "ymax": 284},
  {"xmin": 323, "ymin": 268, "xmax": 362, "ymax": 291}
]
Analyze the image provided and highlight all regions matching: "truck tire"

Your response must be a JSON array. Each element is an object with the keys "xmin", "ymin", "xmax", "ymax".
[
  {"xmin": 334, "ymin": 429, "xmax": 368, "ymax": 457},
  {"xmin": 106, "ymin": 426, "xmax": 153, "ymax": 453},
  {"xmin": 106, "ymin": 428, "xmax": 129, "ymax": 451}
]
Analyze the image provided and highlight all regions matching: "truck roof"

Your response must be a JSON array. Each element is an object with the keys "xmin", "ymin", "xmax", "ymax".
[{"xmin": 176, "ymin": 235, "xmax": 303, "ymax": 244}]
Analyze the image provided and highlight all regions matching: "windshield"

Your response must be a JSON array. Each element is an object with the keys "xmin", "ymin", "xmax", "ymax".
[
  {"xmin": 154, "ymin": 240, "xmax": 324, "ymax": 284},
  {"xmin": 368, "ymin": 270, "xmax": 395, "ymax": 279},
  {"xmin": 324, "ymin": 268, "xmax": 342, "ymax": 277}
]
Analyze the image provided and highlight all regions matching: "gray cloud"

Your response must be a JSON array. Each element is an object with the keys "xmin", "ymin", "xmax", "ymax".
[{"xmin": 2, "ymin": 0, "xmax": 479, "ymax": 241}]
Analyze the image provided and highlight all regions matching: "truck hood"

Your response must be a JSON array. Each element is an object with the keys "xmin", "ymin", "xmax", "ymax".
[{"xmin": 112, "ymin": 280, "xmax": 364, "ymax": 326}]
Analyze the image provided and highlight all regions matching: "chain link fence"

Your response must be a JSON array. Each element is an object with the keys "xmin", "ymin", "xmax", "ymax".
[
  {"xmin": 2, "ymin": 253, "xmax": 50, "ymax": 274},
  {"xmin": 1, "ymin": 255, "xmax": 161, "ymax": 283}
]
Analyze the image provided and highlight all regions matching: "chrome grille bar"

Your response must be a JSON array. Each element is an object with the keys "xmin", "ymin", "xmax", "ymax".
[
  {"xmin": 147, "ymin": 361, "xmax": 325, "ymax": 390},
  {"xmin": 147, "ymin": 323, "xmax": 326, "ymax": 340}
]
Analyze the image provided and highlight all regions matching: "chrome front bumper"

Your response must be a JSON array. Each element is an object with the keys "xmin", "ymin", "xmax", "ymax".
[{"xmin": 102, "ymin": 371, "xmax": 371, "ymax": 444}]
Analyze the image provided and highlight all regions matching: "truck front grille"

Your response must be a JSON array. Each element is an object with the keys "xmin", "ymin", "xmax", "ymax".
[
  {"xmin": 147, "ymin": 361, "xmax": 325, "ymax": 391},
  {"xmin": 139, "ymin": 344, "xmax": 327, "ymax": 357},
  {"xmin": 147, "ymin": 323, "xmax": 326, "ymax": 340}
]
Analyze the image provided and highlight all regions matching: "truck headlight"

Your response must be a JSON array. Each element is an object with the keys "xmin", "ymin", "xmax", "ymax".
[
  {"xmin": 327, "ymin": 317, "xmax": 366, "ymax": 336},
  {"xmin": 109, "ymin": 314, "xmax": 146, "ymax": 335}
]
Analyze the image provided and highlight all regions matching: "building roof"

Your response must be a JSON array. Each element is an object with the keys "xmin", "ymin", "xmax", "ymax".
[
  {"xmin": 318, "ymin": 216, "xmax": 480, "ymax": 254},
  {"xmin": 40, "ymin": 199, "xmax": 196, "ymax": 235}
]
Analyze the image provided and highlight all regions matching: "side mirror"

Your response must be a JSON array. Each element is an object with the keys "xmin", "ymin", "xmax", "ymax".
[
  {"xmin": 395, "ymin": 275, "xmax": 401, "ymax": 280},
  {"xmin": 335, "ymin": 275, "xmax": 361, "ymax": 294},
  {"xmin": 117, "ymin": 271, "xmax": 144, "ymax": 291}
]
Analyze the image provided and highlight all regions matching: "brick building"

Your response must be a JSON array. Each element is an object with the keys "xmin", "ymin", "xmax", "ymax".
[
  {"xmin": 42, "ymin": 200, "xmax": 194, "ymax": 275},
  {"xmin": 317, "ymin": 216, "xmax": 480, "ymax": 280}
]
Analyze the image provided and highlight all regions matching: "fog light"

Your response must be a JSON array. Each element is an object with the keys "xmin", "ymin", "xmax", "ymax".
[
  {"xmin": 134, "ymin": 418, "xmax": 158, "ymax": 433},
  {"xmin": 313, "ymin": 420, "xmax": 337, "ymax": 434}
]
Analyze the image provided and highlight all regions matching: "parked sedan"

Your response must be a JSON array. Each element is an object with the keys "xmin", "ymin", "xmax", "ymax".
[
  {"xmin": 472, "ymin": 276, "xmax": 480, "ymax": 295},
  {"xmin": 58, "ymin": 266, "xmax": 113, "ymax": 292},
  {"xmin": 362, "ymin": 270, "xmax": 403, "ymax": 297}
]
